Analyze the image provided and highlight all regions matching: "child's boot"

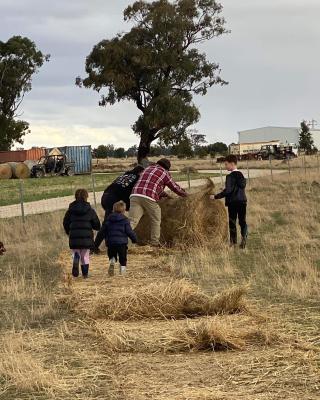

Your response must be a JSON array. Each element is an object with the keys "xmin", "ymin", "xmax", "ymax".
[
  {"xmin": 108, "ymin": 258, "xmax": 115, "ymax": 277},
  {"xmin": 72, "ymin": 252, "xmax": 80, "ymax": 277},
  {"xmin": 81, "ymin": 264, "xmax": 89, "ymax": 278},
  {"xmin": 240, "ymin": 236, "xmax": 247, "ymax": 249},
  {"xmin": 120, "ymin": 265, "xmax": 126, "ymax": 275}
]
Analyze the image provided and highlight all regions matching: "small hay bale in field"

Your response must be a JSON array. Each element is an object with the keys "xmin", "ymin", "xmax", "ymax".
[
  {"xmin": 88, "ymin": 279, "xmax": 247, "ymax": 320},
  {"xmin": 8, "ymin": 162, "xmax": 30, "ymax": 179},
  {"xmin": 180, "ymin": 166, "xmax": 198, "ymax": 174},
  {"xmin": 0, "ymin": 163, "xmax": 12, "ymax": 179},
  {"xmin": 135, "ymin": 179, "xmax": 228, "ymax": 246}
]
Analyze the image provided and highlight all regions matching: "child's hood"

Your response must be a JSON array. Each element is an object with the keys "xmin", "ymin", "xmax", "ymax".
[
  {"xmin": 69, "ymin": 200, "xmax": 91, "ymax": 215},
  {"xmin": 108, "ymin": 213, "xmax": 127, "ymax": 223}
]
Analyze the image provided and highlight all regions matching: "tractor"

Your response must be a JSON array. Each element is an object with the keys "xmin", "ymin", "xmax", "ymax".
[{"xmin": 31, "ymin": 154, "xmax": 75, "ymax": 178}]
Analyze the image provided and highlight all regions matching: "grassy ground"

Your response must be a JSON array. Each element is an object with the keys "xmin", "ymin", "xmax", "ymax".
[
  {"xmin": 0, "ymin": 172, "xmax": 217, "ymax": 206},
  {"xmin": 93, "ymin": 154, "xmax": 320, "ymax": 172},
  {"xmin": 0, "ymin": 171, "xmax": 319, "ymax": 399}
]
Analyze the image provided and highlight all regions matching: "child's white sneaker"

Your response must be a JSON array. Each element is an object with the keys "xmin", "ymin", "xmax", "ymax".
[
  {"xmin": 108, "ymin": 258, "xmax": 116, "ymax": 276},
  {"xmin": 120, "ymin": 266, "xmax": 126, "ymax": 275}
]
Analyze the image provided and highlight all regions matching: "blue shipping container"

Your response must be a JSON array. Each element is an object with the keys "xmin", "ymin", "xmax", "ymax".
[{"xmin": 46, "ymin": 146, "xmax": 92, "ymax": 174}]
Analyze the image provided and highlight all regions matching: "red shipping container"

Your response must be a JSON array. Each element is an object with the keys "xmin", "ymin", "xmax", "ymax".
[
  {"xmin": 0, "ymin": 148, "xmax": 45, "ymax": 163},
  {"xmin": 25, "ymin": 148, "xmax": 45, "ymax": 161}
]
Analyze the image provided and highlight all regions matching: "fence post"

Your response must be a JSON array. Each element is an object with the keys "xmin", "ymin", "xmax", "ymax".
[
  {"xmin": 246, "ymin": 159, "xmax": 250, "ymax": 185},
  {"xmin": 19, "ymin": 179, "xmax": 25, "ymax": 224},
  {"xmin": 91, "ymin": 173, "xmax": 97, "ymax": 209},
  {"xmin": 287, "ymin": 156, "xmax": 291, "ymax": 177},
  {"xmin": 269, "ymin": 156, "xmax": 273, "ymax": 181},
  {"xmin": 317, "ymin": 153, "xmax": 320, "ymax": 174},
  {"xmin": 303, "ymin": 155, "xmax": 307, "ymax": 177},
  {"xmin": 220, "ymin": 162, "xmax": 224, "ymax": 186},
  {"xmin": 187, "ymin": 168, "xmax": 191, "ymax": 189}
]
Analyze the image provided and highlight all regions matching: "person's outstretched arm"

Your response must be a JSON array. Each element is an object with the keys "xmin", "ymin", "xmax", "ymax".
[
  {"xmin": 214, "ymin": 175, "xmax": 235, "ymax": 199},
  {"xmin": 91, "ymin": 209, "xmax": 101, "ymax": 231},
  {"xmin": 63, "ymin": 210, "xmax": 71, "ymax": 235},
  {"xmin": 165, "ymin": 174, "xmax": 188, "ymax": 197},
  {"xmin": 125, "ymin": 220, "xmax": 137, "ymax": 243}
]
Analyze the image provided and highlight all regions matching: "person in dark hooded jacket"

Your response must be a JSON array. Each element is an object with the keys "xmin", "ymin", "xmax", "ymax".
[
  {"xmin": 211, "ymin": 155, "xmax": 248, "ymax": 248},
  {"xmin": 63, "ymin": 189, "xmax": 101, "ymax": 278},
  {"xmin": 93, "ymin": 165, "xmax": 144, "ymax": 252},
  {"xmin": 101, "ymin": 200, "xmax": 137, "ymax": 276}
]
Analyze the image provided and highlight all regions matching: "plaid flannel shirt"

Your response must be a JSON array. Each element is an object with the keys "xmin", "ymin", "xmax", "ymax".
[{"xmin": 131, "ymin": 164, "xmax": 187, "ymax": 202}]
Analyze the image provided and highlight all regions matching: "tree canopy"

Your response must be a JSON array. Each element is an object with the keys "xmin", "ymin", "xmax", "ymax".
[
  {"xmin": 0, "ymin": 36, "xmax": 49, "ymax": 150},
  {"xmin": 80, "ymin": 0, "xmax": 228, "ymax": 162},
  {"xmin": 299, "ymin": 120, "xmax": 315, "ymax": 154}
]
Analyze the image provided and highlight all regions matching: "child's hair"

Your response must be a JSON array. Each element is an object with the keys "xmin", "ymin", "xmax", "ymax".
[
  {"xmin": 113, "ymin": 200, "xmax": 126, "ymax": 214},
  {"xmin": 75, "ymin": 189, "xmax": 89, "ymax": 201},
  {"xmin": 225, "ymin": 154, "xmax": 238, "ymax": 164}
]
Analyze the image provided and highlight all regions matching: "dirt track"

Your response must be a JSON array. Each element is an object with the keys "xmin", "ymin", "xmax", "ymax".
[{"xmin": 0, "ymin": 169, "xmax": 285, "ymax": 219}]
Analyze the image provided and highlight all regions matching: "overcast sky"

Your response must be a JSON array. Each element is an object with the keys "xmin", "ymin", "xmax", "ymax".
[{"xmin": 2, "ymin": 0, "xmax": 320, "ymax": 149}]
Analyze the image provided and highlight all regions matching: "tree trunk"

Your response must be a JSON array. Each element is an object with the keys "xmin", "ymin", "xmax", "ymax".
[{"xmin": 137, "ymin": 132, "xmax": 154, "ymax": 167}]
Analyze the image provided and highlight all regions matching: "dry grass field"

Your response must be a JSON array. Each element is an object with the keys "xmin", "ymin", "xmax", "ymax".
[
  {"xmin": 93, "ymin": 154, "xmax": 320, "ymax": 172},
  {"xmin": 0, "ymin": 169, "xmax": 319, "ymax": 399}
]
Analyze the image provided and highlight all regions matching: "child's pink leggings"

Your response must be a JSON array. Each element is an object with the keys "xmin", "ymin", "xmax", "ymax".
[{"xmin": 72, "ymin": 249, "xmax": 90, "ymax": 265}]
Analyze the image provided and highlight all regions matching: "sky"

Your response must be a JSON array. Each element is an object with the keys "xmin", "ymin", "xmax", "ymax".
[{"xmin": 1, "ymin": 0, "xmax": 320, "ymax": 149}]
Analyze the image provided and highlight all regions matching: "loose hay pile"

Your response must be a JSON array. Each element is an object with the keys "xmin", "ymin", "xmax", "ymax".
[
  {"xmin": 135, "ymin": 179, "xmax": 228, "ymax": 246},
  {"xmin": 86, "ymin": 279, "xmax": 247, "ymax": 320},
  {"xmin": 94, "ymin": 318, "xmax": 246, "ymax": 354}
]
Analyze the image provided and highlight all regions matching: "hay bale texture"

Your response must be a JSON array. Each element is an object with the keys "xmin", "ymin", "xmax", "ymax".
[
  {"xmin": 0, "ymin": 163, "xmax": 12, "ymax": 179},
  {"xmin": 135, "ymin": 179, "xmax": 228, "ymax": 246},
  {"xmin": 8, "ymin": 162, "xmax": 30, "ymax": 179}
]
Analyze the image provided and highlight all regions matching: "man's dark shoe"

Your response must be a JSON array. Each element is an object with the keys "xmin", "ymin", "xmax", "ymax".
[{"xmin": 72, "ymin": 253, "xmax": 80, "ymax": 277}]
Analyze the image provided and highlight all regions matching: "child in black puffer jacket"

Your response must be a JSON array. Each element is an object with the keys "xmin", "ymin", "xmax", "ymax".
[
  {"xmin": 102, "ymin": 200, "xmax": 137, "ymax": 276},
  {"xmin": 211, "ymin": 155, "xmax": 248, "ymax": 249},
  {"xmin": 63, "ymin": 189, "xmax": 101, "ymax": 278}
]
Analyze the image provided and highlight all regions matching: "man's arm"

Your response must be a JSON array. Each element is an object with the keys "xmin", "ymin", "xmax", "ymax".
[{"xmin": 165, "ymin": 174, "xmax": 188, "ymax": 197}]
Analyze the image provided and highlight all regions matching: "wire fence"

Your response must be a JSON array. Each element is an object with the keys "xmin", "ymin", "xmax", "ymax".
[{"xmin": 0, "ymin": 160, "xmax": 319, "ymax": 223}]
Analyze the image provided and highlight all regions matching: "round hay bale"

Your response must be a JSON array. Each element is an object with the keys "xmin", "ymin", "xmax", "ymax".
[
  {"xmin": 8, "ymin": 162, "xmax": 30, "ymax": 179},
  {"xmin": 24, "ymin": 160, "xmax": 37, "ymax": 170},
  {"xmin": 135, "ymin": 179, "xmax": 228, "ymax": 246},
  {"xmin": 180, "ymin": 166, "xmax": 198, "ymax": 174},
  {"xmin": 0, "ymin": 163, "xmax": 12, "ymax": 180}
]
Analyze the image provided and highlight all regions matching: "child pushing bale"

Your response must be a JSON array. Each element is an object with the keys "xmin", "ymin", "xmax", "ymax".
[{"xmin": 135, "ymin": 179, "xmax": 228, "ymax": 247}]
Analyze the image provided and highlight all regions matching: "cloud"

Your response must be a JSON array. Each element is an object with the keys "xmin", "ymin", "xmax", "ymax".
[
  {"xmin": 3, "ymin": 0, "xmax": 320, "ymax": 149},
  {"xmin": 23, "ymin": 124, "xmax": 138, "ymax": 149}
]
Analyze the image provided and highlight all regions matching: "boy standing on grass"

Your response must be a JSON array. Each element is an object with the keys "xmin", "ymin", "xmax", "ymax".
[
  {"xmin": 63, "ymin": 189, "xmax": 101, "ymax": 278},
  {"xmin": 211, "ymin": 155, "xmax": 248, "ymax": 249},
  {"xmin": 102, "ymin": 200, "xmax": 137, "ymax": 276}
]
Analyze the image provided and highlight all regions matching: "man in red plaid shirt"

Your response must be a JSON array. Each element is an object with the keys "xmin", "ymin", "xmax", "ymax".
[{"xmin": 129, "ymin": 158, "xmax": 187, "ymax": 246}]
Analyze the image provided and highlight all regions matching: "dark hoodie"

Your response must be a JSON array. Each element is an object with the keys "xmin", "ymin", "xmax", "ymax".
[
  {"xmin": 63, "ymin": 200, "xmax": 101, "ymax": 249},
  {"xmin": 103, "ymin": 170, "xmax": 141, "ymax": 211},
  {"xmin": 102, "ymin": 213, "xmax": 137, "ymax": 246},
  {"xmin": 215, "ymin": 170, "xmax": 247, "ymax": 206}
]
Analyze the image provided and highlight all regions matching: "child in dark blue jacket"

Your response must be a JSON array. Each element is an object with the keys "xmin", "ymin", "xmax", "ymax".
[{"xmin": 103, "ymin": 200, "xmax": 137, "ymax": 276}]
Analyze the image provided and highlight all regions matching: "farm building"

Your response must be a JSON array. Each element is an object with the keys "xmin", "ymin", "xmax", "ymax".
[{"xmin": 238, "ymin": 126, "xmax": 320, "ymax": 150}]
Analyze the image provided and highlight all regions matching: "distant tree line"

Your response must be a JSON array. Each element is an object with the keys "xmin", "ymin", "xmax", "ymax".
[{"xmin": 93, "ymin": 139, "xmax": 228, "ymax": 159}]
